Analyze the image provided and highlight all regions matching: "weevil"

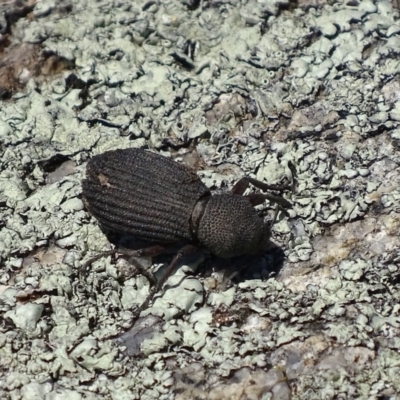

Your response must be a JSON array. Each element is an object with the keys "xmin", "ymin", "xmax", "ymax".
[{"xmin": 82, "ymin": 148, "xmax": 292, "ymax": 326}]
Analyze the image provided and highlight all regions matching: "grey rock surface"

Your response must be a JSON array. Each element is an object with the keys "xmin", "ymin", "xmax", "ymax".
[{"xmin": 1, "ymin": 0, "xmax": 400, "ymax": 399}]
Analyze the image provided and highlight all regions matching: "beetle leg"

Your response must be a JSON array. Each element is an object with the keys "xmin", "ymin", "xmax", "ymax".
[
  {"xmin": 82, "ymin": 249, "xmax": 117, "ymax": 272},
  {"xmin": 246, "ymin": 193, "xmax": 292, "ymax": 209},
  {"xmin": 244, "ymin": 193, "xmax": 265, "ymax": 206},
  {"xmin": 231, "ymin": 177, "xmax": 292, "ymax": 195},
  {"xmin": 231, "ymin": 177, "xmax": 251, "ymax": 195},
  {"xmin": 269, "ymin": 203, "xmax": 281, "ymax": 226},
  {"xmin": 246, "ymin": 177, "xmax": 292, "ymax": 192},
  {"xmin": 130, "ymin": 244, "xmax": 198, "ymax": 324},
  {"xmin": 117, "ymin": 245, "xmax": 167, "ymax": 286},
  {"xmin": 81, "ymin": 245, "xmax": 166, "ymax": 280},
  {"xmin": 232, "ymin": 177, "xmax": 292, "ymax": 209},
  {"xmin": 124, "ymin": 257, "xmax": 157, "ymax": 286},
  {"xmin": 117, "ymin": 245, "xmax": 166, "ymax": 259}
]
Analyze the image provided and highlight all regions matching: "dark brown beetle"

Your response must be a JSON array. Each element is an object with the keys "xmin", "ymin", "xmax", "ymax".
[{"xmin": 82, "ymin": 148, "xmax": 291, "ymax": 324}]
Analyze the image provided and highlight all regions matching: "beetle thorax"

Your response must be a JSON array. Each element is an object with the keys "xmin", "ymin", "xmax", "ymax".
[{"xmin": 192, "ymin": 193, "xmax": 270, "ymax": 258}]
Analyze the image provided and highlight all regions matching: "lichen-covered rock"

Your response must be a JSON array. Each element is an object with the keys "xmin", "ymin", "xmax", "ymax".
[{"xmin": 2, "ymin": 0, "xmax": 400, "ymax": 398}]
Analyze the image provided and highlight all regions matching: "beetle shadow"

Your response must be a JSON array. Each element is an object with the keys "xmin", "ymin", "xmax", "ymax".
[
  {"xmin": 103, "ymin": 229, "xmax": 285, "ymax": 285},
  {"xmin": 199, "ymin": 241, "xmax": 286, "ymax": 284}
]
